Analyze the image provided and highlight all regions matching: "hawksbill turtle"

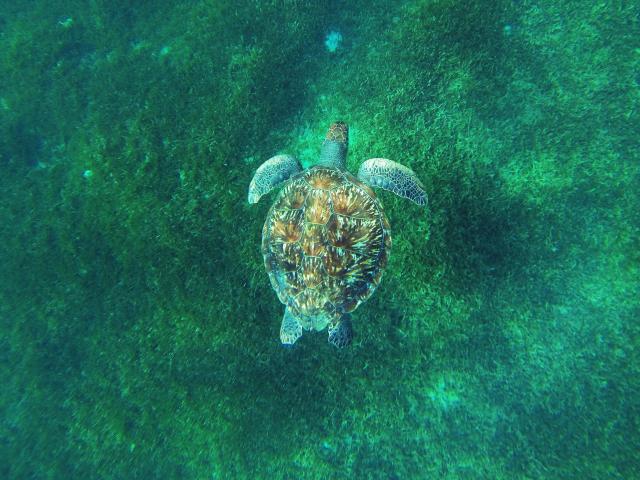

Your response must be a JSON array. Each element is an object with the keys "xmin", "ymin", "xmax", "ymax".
[{"xmin": 248, "ymin": 122, "xmax": 426, "ymax": 347}]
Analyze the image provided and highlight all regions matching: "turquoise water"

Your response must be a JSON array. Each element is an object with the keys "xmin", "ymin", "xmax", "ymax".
[{"xmin": 1, "ymin": 1, "xmax": 638, "ymax": 478}]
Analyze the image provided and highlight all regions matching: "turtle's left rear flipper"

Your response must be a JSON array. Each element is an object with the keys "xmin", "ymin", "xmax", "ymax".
[{"xmin": 280, "ymin": 307, "xmax": 303, "ymax": 345}]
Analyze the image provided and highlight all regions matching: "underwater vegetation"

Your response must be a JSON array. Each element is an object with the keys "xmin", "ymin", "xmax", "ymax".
[{"xmin": 0, "ymin": 0, "xmax": 638, "ymax": 478}]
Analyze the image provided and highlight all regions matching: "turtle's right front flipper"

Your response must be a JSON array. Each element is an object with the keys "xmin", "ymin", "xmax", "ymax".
[
  {"xmin": 248, "ymin": 154, "xmax": 302, "ymax": 204},
  {"xmin": 357, "ymin": 158, "xmax": 427, "ymax": 206}
]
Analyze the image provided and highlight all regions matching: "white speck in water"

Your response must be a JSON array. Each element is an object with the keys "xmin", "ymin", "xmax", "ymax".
[{"xmin": 324, "ymin": 31, "xmax": 343, "ymax": 53}]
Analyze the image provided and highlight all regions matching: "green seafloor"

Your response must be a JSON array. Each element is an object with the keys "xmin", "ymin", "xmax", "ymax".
[{"xmin": 0, "ymin": 0, "xmax": 638, "ymax": 478}]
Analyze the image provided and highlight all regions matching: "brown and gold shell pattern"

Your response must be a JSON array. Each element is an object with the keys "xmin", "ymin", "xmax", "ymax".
[{"xmin": 262, "ymin": 166, "xmax": 391, "ymax": 324}]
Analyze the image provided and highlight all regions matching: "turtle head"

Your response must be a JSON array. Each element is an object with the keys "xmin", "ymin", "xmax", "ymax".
[
  {"xmin": 317, "ymin": 121, "xmax": 348, "ymax": 169},
  {"xmin": 326, "ymin": 121, "xmax": 348, "ymax": 144}
]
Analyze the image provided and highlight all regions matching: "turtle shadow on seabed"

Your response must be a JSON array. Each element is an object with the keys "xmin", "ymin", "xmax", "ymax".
[{"xmin": 434, "ymin": 160, "xmax": 557, "ymax": 301}]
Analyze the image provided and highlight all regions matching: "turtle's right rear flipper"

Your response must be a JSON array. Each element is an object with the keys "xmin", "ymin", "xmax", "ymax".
[{"xmin": 328, "ymin": 314, "xmax": 353, "ymax": 348}]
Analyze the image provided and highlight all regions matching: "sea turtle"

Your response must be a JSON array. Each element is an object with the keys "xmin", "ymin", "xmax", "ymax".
[{"xmin": 248, "ymin": 122, "xmax": 426, "ymax": 347}]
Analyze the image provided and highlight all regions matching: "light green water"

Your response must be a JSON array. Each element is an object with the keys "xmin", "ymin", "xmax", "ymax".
[{"xmin": 1, "ymin": 1, "xmax": 638, "ymax": 478}]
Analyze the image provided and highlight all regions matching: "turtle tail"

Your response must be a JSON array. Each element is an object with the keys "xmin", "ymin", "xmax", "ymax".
[{"xmin": 318, "ymin": 121, "xmax": 348, "ymax": 169}]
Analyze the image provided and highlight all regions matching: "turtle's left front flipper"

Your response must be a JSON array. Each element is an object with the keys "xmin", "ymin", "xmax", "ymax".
[
  {"xmin": 248, "ymin": 154, "xmax": 302, "ymax": 204},
  {"xmin": 358, "ymin": 158, "xmax": 427, "ymax": 206}
]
